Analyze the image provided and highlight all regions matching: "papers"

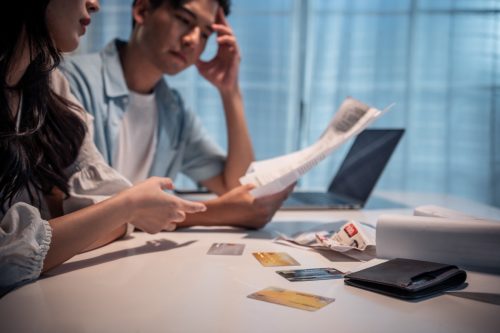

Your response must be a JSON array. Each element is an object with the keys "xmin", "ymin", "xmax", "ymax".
[
  {"xmin": 413, "ymin": 204, "xmax": 489, "ymax": 221},
  {"xmin": 240, "ymin": 97, "xmax": 392, "ymax": 198},
  {"xmin": 275, "ymin": 220, "xmax": 375, "ymax": 256},
  {"xmin": 376, "ymin": 207, "xmax": 500, "ymax": 272}
]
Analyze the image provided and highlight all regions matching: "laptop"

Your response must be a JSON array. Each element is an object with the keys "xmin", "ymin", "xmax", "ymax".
[{"xmin": 281, "ymin": 128, "xmax": 405, "ymax": 210}]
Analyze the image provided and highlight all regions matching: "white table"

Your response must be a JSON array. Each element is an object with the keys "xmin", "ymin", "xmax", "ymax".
[{"xmin": 1, "ymin": 192, "xmax": 499, "ymax": 333}]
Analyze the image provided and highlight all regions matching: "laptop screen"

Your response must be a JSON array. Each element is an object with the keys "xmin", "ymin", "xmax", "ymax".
[{"xmin": 327, "ymin": 129, "xmax": 404, "ymax": 203}]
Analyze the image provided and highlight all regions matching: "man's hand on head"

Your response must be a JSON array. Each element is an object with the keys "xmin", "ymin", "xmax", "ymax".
[{"xmin": 196, "ymin": 7, "xmax": 241, "ymax": 94}]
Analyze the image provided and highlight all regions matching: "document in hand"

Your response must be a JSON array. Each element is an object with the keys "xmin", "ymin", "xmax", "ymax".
[{"xmin": 240, "ymin": 97, "xmax": 392, "ymax": 198}]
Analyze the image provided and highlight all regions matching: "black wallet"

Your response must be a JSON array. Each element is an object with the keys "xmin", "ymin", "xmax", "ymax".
[{"xmin": 344, "ymin": 258, "xmax": 467, "ymax": 300}]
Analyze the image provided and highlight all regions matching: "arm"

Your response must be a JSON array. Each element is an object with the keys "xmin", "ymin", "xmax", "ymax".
[
  {"xmin": 43, "ymin": 177, "xmax": 206, "ymax": 272},
  {"xmin": 44, "ymin": 191, "xmax": 132, "ymax": 271},
  {"xmin": 0, "ymin": 177, "xmax": 205, "ymax": 289},
  {"xmin": 180, "ymin": 183, "xmax": 295, "ymax": 229},
  {"xmin": 197, "ymin": 9, "xmax": 254, "ymax": 194},
  {"xmin": 83, "ymin": 225, "xmax": 127, "ymax": 252},
  {"xmin": 44, "ymin": 186, "xmax": 124, "ymax": 252}
]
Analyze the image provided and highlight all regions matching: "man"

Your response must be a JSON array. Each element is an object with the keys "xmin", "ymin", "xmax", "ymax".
[{"xmin": 61, "ymin": 0, "xmax": 292, "ymax": 229}]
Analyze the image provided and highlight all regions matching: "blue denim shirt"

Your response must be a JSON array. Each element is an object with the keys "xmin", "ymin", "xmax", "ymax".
[{"xmin": 60, "ymin": 39, "xmax": 225, "ymax": 183}]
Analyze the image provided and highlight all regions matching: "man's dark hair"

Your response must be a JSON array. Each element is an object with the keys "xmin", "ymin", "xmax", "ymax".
[{"xmin": 132, "ymin": 0, "xmax": 231, "ymax": 27}]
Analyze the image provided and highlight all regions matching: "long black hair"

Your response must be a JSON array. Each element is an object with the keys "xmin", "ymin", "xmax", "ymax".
[{"xmin": 0, "ymin": 0, "xmax": 86, "ymax": 211}]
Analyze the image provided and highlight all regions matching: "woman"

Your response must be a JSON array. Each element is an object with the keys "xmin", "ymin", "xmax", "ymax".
[{"xmin": 0, "ymin": 0, "xmax": 206, "ymax": 293}]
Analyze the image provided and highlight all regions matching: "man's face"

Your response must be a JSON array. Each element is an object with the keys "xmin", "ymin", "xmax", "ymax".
[{"xmin": 136, "ymin": 0, "xmax": 219, "ymax": 75}]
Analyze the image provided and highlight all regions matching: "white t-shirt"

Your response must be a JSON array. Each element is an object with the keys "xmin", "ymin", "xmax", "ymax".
[{"xmin": 113, "ymin": 90, "xmax": 158, "ymax": 184}]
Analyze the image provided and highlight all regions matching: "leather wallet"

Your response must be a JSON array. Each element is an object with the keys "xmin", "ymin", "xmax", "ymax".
[{"xmin": 344, "ymin": 258, "xmax": 467, "ymax": 300}]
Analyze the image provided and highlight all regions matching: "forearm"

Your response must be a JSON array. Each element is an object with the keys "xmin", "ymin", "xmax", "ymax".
[
  {"xmin": 43, "ymin": 194, "xmax": 131, "ymax": 272},
  {"xmin": 176, "ymin": 182, "xmax": 290, "ymax": 230},
  {"xmin": 180, "ymin": 198, "xmax": 234, "ymax": 227},
  {"xmin": 220, "ymin": 86, "xmax": 254, "ymax": 190},
  {"xmin": 83, "ymin": 224, "xmax": 127, "ymax": 252}
]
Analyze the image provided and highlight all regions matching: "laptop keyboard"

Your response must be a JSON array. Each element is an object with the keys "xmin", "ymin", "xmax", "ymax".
[{"xmin": 290, "ymin": 192, "xmax": 348, "ymax": 205}]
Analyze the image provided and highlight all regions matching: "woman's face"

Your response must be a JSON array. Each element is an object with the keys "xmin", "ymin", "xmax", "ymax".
[{"xmin": 45, "ymin": 0, "xmax": 100, "ymax": 52}]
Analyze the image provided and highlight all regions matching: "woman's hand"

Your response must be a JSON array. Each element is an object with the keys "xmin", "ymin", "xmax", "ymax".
[{"xmin": 119, "ymin": 177, "xmax": 206, "ymax": 233}]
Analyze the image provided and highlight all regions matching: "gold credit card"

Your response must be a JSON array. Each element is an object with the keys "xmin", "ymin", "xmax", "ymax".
[
  {"xmin": 252, "ymin": 252, "xmax": 300, "ymax": 267},
  {"xmin": 248, "ymin": 287, "xmax": 335, "ymax": 311}
]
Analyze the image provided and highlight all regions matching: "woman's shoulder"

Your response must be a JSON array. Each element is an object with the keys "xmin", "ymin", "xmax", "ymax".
[
  {"xmin": 49, "ymin": 69, "xmax": 93, "ymax": 123},
  {"xmin": 50, "ymin": 68, "xmax": 71, "ymax": 95}
]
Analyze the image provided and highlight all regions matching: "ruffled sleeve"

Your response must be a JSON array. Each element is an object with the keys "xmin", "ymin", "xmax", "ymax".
[
  {"xmin": 0, "ymin": 203, "xmax": 52, "ymax": 294},
  {"xmin": 63, "ymin": 132, "xmax": 132, "ymax": 213}
]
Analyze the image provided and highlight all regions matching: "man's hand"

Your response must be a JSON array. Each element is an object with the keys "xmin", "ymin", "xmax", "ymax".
[
  {"xmin": 196, "ymin": 7, "xmax": 240, "ymax": 94},
  {"xmin": 203, "ymin": 183, "xmax": 295, "ymax": 229}
]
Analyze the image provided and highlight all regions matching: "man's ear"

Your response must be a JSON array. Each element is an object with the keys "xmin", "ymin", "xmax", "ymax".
[{"xmin": 132, "ymin": 0, "xmax": 150, "ymax": 26}]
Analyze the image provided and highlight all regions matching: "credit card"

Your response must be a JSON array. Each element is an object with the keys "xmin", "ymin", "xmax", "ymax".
[
  {"xmin": 207, "ymin": 243, "xmax": 245, "ymax": 255},
  {"xmin": 277, "ymin": 267, "xmax": 344, "ymax": 282},
  {"xmin": 252, "ymin": 252, "xmax": 300, "ymax": 267},
  {"xmin": 248, "ymin": 287, "xmax": 335, "ymax": 311}
]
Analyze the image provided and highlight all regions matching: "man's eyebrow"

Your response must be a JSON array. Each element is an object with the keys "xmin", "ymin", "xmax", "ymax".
[
  {"xmin": 179, "ymin": 7, "xmax": 197, "ymax": 20},
  {"xmin": 179, "ymin": 7, "xmax": 214, "ymax": 32}
]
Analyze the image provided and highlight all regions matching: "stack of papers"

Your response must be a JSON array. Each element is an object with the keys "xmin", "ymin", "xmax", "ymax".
[{"xmin": 240, "ymin": 97, "xmax": 392, "ymax": 198}]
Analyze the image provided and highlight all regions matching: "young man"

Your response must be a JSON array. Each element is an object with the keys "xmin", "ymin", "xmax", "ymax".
[{"xmin": 61, "ymin": 0, "xmax": 292, "ymax": 229}]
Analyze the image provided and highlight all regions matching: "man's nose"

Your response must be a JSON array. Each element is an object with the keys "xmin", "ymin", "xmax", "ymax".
[{"xmin": 182, "ymin": 27, "xmax": 201, "ymax": 48}]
